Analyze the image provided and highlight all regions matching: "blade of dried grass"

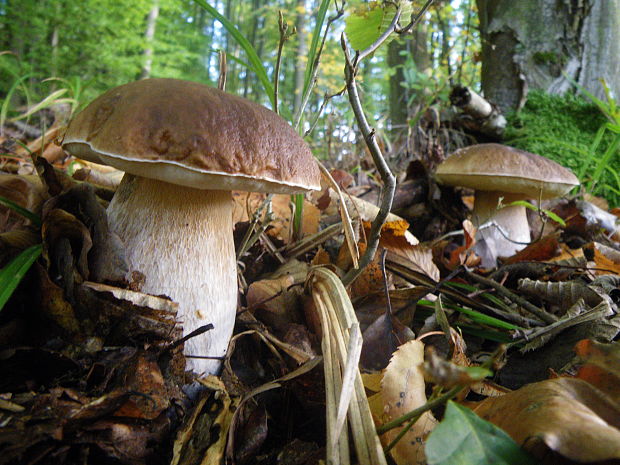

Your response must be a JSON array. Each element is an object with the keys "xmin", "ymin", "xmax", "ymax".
[
  {"xmin": 318, "ymin": 162, "xmax": 359, "ymax": 268},
  {"xmin": 314, "ymin": 289, "xmax": 350, "ymax": 464},
  {"xmin": 309, "ymin": 267, "xmax": 387, "ymax": 465}
]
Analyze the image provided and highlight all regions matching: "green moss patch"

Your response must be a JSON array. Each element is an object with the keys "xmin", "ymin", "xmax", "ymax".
[{"xmin": 505, "ymin": 90, "xmax": 619, "ymax": 206}]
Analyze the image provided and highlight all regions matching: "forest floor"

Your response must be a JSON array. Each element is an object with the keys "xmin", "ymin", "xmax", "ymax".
[{"xmin": 0, "ymin": 117, "xmax": 619, "ymax": 465}]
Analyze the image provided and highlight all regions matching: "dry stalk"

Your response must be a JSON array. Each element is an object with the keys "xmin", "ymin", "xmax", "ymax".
[{"xmin": 308, "ymin": 267, "xmax": 387, "ymax": 465}]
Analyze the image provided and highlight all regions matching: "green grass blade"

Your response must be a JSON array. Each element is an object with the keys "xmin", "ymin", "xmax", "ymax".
[
  {"xmin": 577, "ymin": 124, "xmax": 607, "ymax": 179},
  {"xmin": 0, "ymin": 73, "xmax": 33, "ymax": 130},
  {"xmin": 9, "ymin": 88, "xmax": 68, "ymax": 122},
  {"xmin": 0, "ymin": 195, "xmax": 41, "ymax": 226},
  {"xmin": 195, "ymin": 0, "xmax": 275, "ymax": 108},
  {"xmin": 302, "ymin": 0, "xmax": 330, "ymax": 99},
  {"xmin": 590, "ymin": 133, "xmax": 620, "ymax": 187},
  {"xmin": 0, "ymin": 244, "xmax": 42, "ymax": 311}
]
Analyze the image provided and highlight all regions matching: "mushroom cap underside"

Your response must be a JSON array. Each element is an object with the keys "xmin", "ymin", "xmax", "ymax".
[
  {"xmin": 62, "ymin": 78, "xmax": 321, "ymax": 194},
  {"xmin": 435, "ymin": 143, "xmax": 580, "ymax": 199}
]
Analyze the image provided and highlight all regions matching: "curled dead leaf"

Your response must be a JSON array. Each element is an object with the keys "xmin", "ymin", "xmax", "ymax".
[{"xmin": 473, "ymin": 377, "xmax": 620, "ymax": 463}]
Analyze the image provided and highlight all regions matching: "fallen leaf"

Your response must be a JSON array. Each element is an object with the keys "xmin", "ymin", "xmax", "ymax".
[
  {"xmin": 574, "ymin": 339, "xmax": 620, "ymax": 403},
  {"xmin": 379, "ymin": 339, "xmax": 438, "ymax": 465},
  {"xmin": 472, "ymin": 377, "xmax": 620, "ymax": 463},
  {"xmin": 232, "ymin": 192, "xmax": 319, "ymax": 243},
  {"xmin": 360, "ymin": 312, "xmax": 415, "ymax": 371},
  {"xmin": 500, "ymin": 233, "xmax": 561, "ymax": 264}
]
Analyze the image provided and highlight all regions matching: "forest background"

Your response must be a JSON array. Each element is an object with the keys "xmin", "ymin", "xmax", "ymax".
[{"xmin": 1, "ymin": 0, "xmax": 619, "ymax": 206}]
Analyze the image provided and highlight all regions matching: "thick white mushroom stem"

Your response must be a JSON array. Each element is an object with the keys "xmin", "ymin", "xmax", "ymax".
[
  {"xmin": 472, "ymin": 191, "xmax": 531, "ymax": 266},
  {"xmin": 107, "ymin": 174, "xmax": 237, "ymax": 374}
]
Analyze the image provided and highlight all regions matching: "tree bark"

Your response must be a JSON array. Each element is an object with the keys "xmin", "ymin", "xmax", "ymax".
[
  {"xmin": 476, "ymin": 0, "xmax": 620, "ymax": 113},
  {"xmin": 387, "ymin": 23, "xmax": 430, "ymax": 139},
  {"xmin": 139, "ymin": 0, "xmax": 160, "ymax": 80}
]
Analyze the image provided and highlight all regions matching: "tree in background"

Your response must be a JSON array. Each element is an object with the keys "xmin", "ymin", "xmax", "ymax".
[{"xmin": 477, "ymin": 0, "xmax": 620, "ymax": 113}]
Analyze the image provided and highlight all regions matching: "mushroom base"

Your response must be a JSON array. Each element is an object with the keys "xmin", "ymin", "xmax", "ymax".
[
  {"xmin": 107, "ymin": 174, "xmax": 237, "ymax": 374},
  {"xmin": 472, "ymin": 191, "xmax": 531, "ymax": 267}
]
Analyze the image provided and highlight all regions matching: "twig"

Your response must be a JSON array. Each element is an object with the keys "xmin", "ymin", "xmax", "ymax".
[
  {"xmin": 304, "ymin": 88, "xmax": 346, "ymax": 137},
  {"xmin": 377, "ymin": 385, "xmax": 462, "ymax": 435},
  {"xmin": 282, "ymin": 222, "xmax": 343, "ymax": 259},
  {"xmin": 356, "ymin": 7, "xmax": 402, "ymax": 64},
  {"xmin": 218, "ymin": 50, "xmax": 227, "ymax": 91},
  {"xmin": 341, "ymin": 36, "xmax": 396, "ymax": 287},
  {"xmin": 274, "ymin": 11, "xmax": 294, "ymax": 115},
  {"xmin": 396, "ymin": 0, "xmax": 434, "ymax": 34},
  {"xmin": 464, "ymin": 269, "xmax": 558, "ymax": 324}
]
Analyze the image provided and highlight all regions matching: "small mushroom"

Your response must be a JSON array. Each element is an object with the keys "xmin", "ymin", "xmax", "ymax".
[
  {"xmin": 62, "ymin": 78, "xmax": 321, "ymax": 374},
  {"xmin": 435, "ymin": 143, "xmax": 579, "ymax": 267}
]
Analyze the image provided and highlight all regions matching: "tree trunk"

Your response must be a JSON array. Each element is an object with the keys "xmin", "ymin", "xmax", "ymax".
[
  {"xmin": 387, "ymin": 23, "xmax": 430, "ymax": 139},
  {"xmin": 476, "ymin": 0, "xmax": 620, "ymax": 113},
  {"xmin": 139, "ymin": 0, "xmax": 160, "ymax": 80}
]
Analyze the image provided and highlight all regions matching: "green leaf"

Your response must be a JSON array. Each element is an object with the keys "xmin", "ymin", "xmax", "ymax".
[
  {"xmin": 426, "ymin": 401, "xmax": 538, "ymax": 465},
  {"xmin": 505, "ymin": 200, "xmax": 566, "ymax": 227},
  {"xmin": 9, "ymin": 89, "xmax": 68, "ymax": 122},
  {"xmin": 195, "ymin": 0, "xmax": 275, "ymax": 109},
  {"xmin": 0, "ymin": 244, "xmax": 42, "ymax": 311},
  {"xmin": 0, "ymin": 195, "xmax": 41, "ymax": 226},
  {"xmin": 345, "ymin": 1, "xmax": 411, "ymax": 51}
]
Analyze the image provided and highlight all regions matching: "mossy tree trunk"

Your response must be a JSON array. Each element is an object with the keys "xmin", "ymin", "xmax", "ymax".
[{"xmin": 476, "ymin": 0, "xmax": 620, "ymax": 113}]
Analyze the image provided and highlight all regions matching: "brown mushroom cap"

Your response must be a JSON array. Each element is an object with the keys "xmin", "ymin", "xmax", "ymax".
[
  {"xmin": 62, "ymin": 78, "xmax": 320, "ymax": 194},
  {"xmin": 435, "ymin": 143, "xmax": 579, "ymax": 199}
]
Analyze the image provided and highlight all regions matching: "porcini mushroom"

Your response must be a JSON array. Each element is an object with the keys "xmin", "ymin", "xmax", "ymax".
[
  {"xmin": 435, "ymin": 143, "xmax": 579, "ymax": 267},
  {"xmin": 62, "ymin": 78, "xmax": 321, "ymax": 374}
]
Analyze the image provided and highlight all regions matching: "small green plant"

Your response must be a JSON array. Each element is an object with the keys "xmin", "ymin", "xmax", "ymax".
[{"xmin": 0, "ymin": 54, "xmax": 85, "ymax": 133}]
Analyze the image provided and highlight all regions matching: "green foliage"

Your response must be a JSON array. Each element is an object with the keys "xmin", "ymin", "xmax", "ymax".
[
  {"xmin": 425, "ymin": 401, "xmax": 538, "ymax": 465},
  {"xmin": 505, "ymin": 90, "xmax": 620, "ymax": 206},
  {"xmin": 345, "ymin": 1, "xmax": 412, "ymax": 52}
]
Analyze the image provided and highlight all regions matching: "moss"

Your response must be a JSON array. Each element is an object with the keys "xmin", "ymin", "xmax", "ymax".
[
  {"xmin": 532, "ymin": 51, "xmax": 561, "ymax": 65},
  {"xmin": 505, "ymin": 90, "xmax": 619, "ymax": 206}
]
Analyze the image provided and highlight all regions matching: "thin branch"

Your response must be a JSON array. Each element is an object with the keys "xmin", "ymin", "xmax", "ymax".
[
  {"xmin": 464, "ymin": 269, "xmax": 558, "ymax": 324},
  {"xmin": 356, "ymin": 7, "xmax": 402, "ymax": 64},
  {"xmin": 304, "ymin": 88, "xmax": 346, "ymax": 137},
  {"xmin": 217, "ymin": 50, "xmax": 227, "ymax": 91},
  {"xmin": 341, "ymin": 35, "xmax": 396, "ymax": 287},
  {"xmin": 274, "ymin": 11, "xmax": 294, "ymax": 115},
  {"xmin": 396, "ymin": 0, "xmax": 434, "ymax": 35}
]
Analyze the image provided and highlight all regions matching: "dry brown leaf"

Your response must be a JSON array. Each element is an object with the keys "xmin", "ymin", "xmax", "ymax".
[
  {"xmin": 246, "ymin": 273, "xmax": 303, "ymax": 331},
  {"xmin": 359, "ymin": 312, "xmax": 415, "ymax": 372},
  {"xmin": 232, "ymin": 191, "xmax": 319, "ymax": 243},
  {"xmin": 549, "ymin": 242, "xmax": 585, "ymax": 263},
  {"xmin": 172, "ymin": 376, "xmax": 234, "ymax": 465},
  {"xmin": 574, "ymin": 339, "xmax": 620, "ymax": 403},
  {"xmin": 379, "ymin": 339, "xmax": 438, "ymax": 465},
  {"xmin": 586, "ymin": 242, "xmax": 620, "ymax": 275},
  {"xmin": 473, "ymin": 377, "xmax": 620, "ymax": 463},
  {"xmin": 501, "ymin": 233, "xmax": 561, "ymax": 264},
  {"xmin": 373, "ymin": 221, "xmax": 439, "ymax": 281},
  {"xmin": 0, "ymin": 174, "xmax": 46, "ymax": 232},
  {"xmin": 311, "ymin": 247, "xmax": 332, "ymax": 266}
]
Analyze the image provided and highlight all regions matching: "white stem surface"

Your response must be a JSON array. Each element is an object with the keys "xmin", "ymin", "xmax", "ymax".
[
  {"xmin": 472, "ymin": 191, "xmax": 531, "ymax": 267},
  {"xmin": 107, "ymin": 175, "xmax": 237, "ymax": 374}
]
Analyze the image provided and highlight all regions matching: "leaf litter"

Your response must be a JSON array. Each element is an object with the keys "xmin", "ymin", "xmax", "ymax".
[{"xmin": 0, "ymin": 120, "xmax": 619, "ymax": 465}]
